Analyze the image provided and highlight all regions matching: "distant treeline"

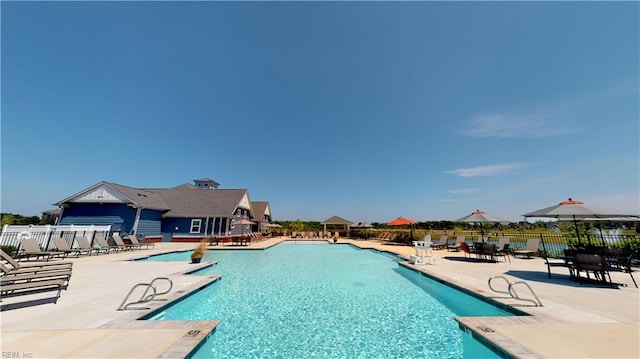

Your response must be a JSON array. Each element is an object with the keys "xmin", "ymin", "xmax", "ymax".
[{"xmin": 1, "ymin": 212, "xmax": 45, "ymax": 226}]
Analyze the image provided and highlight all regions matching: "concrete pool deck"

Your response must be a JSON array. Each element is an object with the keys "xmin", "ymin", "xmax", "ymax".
[{"xmin": 1, "ymin": 237, "xmax": 638, "ymax": 358}]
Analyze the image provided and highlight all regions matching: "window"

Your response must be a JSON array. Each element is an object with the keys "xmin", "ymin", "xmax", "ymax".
[{"xmin": 190, "ymin": 219, "xmax": 202, "ymax": 233}]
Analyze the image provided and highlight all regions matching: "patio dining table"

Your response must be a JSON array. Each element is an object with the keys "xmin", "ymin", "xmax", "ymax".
[
  {"xmin": 230, "ymin": 235, "xmax": 251, "ymax": 246},
  {"xmin": 558, "ymin": 250, "xmax": 638, "ymax": 288},
  {"xmin": 470, "ymin": 242, "xmax": 500, "ymax": 262}
]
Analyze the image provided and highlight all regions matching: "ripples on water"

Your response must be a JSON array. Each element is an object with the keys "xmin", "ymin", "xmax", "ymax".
[{"xmin": 148, "ymin": 243, "xmax": 508, "ymax": 358}]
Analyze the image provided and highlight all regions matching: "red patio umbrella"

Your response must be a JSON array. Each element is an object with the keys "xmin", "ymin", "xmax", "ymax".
[
  {"xmin": 387, "ymin": 217, "xmax": 417, "ymax": 240},
  {"xmin": 387, "ymin": 217, "xmax": 417, "ymax": 226}
]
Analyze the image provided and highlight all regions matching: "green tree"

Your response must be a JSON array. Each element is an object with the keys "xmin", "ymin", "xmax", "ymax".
[
  {"xmin": 0, "ymin": 212, "xmax": 42, "ymax": 226},
  {"xmin": 1, "ymin": 213, "xmax": 16, "ymax": 226},
  {"xmin": 290, "ymin": 219, "xmax": 305, "ymax": 231}
]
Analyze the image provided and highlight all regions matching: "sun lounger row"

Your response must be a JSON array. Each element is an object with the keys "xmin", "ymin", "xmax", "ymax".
[
  {"xmin": 424, "ymin": 235, "xmax": 463, "ymax": 250},
  {"xmin": 95, "ymin": 234, "xmax": 154, "ymax": 252},
  {"xmin": 17, "ymin": 236, "xmax": 103, "ymax": 259},
  {"xmin": 249, "ymin": 232, "xmax": 269, "ymax": 241},
  {"xmin": 19, "ymin": 238, "xmax": 67, "ymax": 261},
  {"xmin": 418, "ymin": 235, "xmax": 467, "ymax": 251},
  {"xmin": 373, "ymin": 232, "xmax": 395, "ymax": 242},
  {"xmin": 1, "ymin": 249, "xmax": 72, "ymax": 304},
  {"xmin": 14, "ymin": 234, "xmax": 155, "ymax": 261}
]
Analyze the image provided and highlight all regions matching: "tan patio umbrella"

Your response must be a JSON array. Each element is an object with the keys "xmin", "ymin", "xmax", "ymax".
[
  {"xmin": 265, "ymin": 222, "xmax": 282, "ymax": 234},
  {"xmin": 352, "ymin": 221, "xmax": 373, "ymax": 228},
  {"xmin": 523, "ymin": 198, "xmax": 639, "ymax": 244},
  {"xmin": 232, "ymin": 218, "xmax": 256, "ymax": 235},
  {"xmin": 454, "ymin": 210, "xmax": 510, "ymax": 239},
  {"xmin": 455, "ymin": 209, "xmax": 510, "ymax": 225}
]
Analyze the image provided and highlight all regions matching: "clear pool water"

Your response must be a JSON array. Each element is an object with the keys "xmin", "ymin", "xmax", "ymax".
[{"xmin": 145, "ymin": 243, "xmax": 513, "ymax": 358}]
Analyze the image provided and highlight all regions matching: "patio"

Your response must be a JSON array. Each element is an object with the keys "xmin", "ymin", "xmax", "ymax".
[{"xmin": 1, "ymin": 238, "xmax": 638, "ymax": 358}]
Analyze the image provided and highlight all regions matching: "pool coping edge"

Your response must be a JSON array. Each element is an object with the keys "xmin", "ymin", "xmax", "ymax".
[{"xmin": 99, "ymin": 265, "xmax": 223, "ymax": 358}]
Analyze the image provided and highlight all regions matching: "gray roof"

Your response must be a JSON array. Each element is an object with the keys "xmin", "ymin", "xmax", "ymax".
[
  {"xmin": 108, "ymin": 182, "xmax": 171, "ymax": 210},
  {"xmin": 321, "ymin": 215, "xmax": 355, "ymax": 225},
  {"xmin": 56, "ymin": 181, "xmax": 249, "ymax": 218},
  {"xmin": 251, "ymin": 202, "xmax": 269, "ymax": 221},
  {"xmin": 55, "ymin": 181, "xmax": 171, "ymax": 211},
  {"xmin": 148, "ymin": 184, "xmax": 248, "ymax": 218}
]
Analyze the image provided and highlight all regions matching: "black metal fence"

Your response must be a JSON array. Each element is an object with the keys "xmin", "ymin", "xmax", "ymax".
[
  {"xmin": 486, "ymin": 232, "xmax": 640, "ymax": 257},
  {"xmin": 352, "ymin": 229, "xmax": 640, "ymax": 258}
]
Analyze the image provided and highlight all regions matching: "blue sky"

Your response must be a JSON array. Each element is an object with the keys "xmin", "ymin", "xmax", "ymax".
[{"xmin": 2, "ymin": 1, "xmax": 638, "ymax": 223}]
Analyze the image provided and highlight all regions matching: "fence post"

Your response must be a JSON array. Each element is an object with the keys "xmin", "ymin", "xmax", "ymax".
[
  {"xmin": 45, "ymin": 228, "xmax": 55, "ymax": 251},
  {"xmin": 539, "ymin": 233, "xmax": 547, "ymax": 256}
]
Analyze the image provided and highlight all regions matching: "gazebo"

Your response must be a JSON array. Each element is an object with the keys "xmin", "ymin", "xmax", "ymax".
[{"xmin": 321, "ymin": 215, "xmax": 355, "ymax": 235}]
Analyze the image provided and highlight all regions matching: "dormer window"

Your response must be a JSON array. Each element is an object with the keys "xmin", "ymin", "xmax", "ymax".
[{"xmin": 193, "ymin": 178, "xmax": 220, "ymax": 189}]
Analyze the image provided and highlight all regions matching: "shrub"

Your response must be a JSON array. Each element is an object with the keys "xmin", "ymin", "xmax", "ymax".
[
  {"xmin": 0, "ymin": 245, "xmax": 19, "ymax": 257},
  {"xmin": 191, "ymin": 238, "xmax": 208, "ymax": 259}
]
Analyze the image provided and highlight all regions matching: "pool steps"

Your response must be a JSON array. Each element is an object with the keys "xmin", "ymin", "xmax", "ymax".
[{"xmin": 117, "ymin": 277, "xmax": 173, "ymax": 311}]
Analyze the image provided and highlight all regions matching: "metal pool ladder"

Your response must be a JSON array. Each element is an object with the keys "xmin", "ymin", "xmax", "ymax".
[
  {"xmin": 488, "ymin": 275, "xmax": 543, "ymax": 306},
  {"xmin": 117, "ymin": 277, "xmax": 173, "ymax": 311}
]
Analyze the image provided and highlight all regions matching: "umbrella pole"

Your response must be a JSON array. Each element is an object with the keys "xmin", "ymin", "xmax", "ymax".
[
  {"xmin": 539, "ymin": 233, "xmax": 548, "ymax": 257},
  {"xmin": 573, "ymin": 215, "xmax": 582, "ymax": 245}
]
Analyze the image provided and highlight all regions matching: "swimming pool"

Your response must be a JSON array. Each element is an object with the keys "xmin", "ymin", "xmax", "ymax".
[{"xmin": 143, "ymin": 243, "xmax": 515, "ymax": 358}]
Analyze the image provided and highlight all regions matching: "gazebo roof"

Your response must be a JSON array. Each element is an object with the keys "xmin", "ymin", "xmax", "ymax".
[{"xmin": 321, "ymin": 215, "xmax": 355, "ymax": 226}]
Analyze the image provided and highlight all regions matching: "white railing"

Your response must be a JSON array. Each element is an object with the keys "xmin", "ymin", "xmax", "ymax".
[{"xmin": 0, "ymin": 224, "xmax": 112, "ymax": 251}]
